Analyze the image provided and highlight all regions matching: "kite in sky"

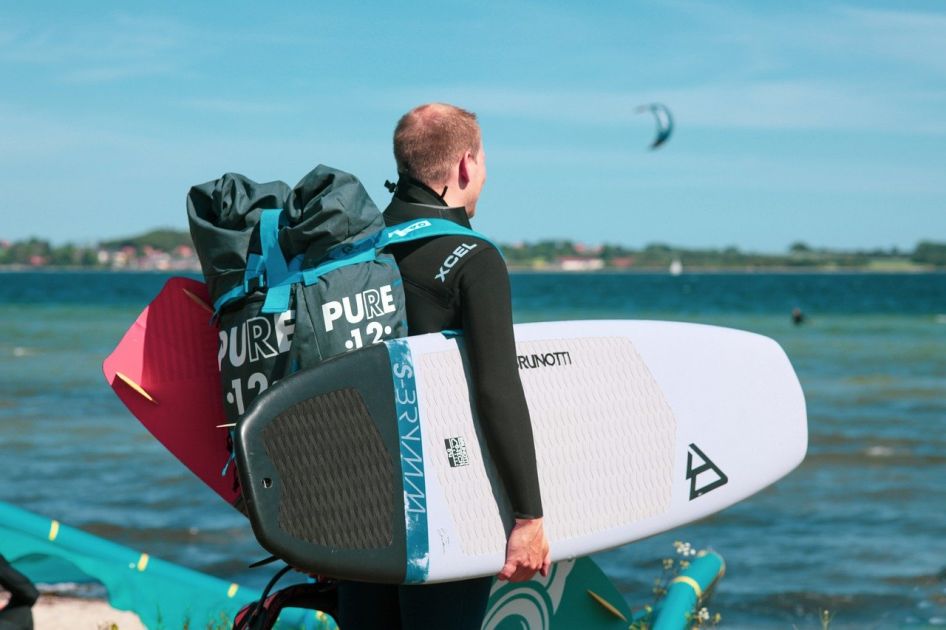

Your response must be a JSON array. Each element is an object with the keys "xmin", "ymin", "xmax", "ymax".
[{"xmin": 636, "ymin": 103, "xmax": 674, "ymax": 150}]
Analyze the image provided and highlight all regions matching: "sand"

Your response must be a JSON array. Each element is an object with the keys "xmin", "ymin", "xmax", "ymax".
[{"xmin": 13, "ymin": 594, "xmax": 146, "ymax": 630}]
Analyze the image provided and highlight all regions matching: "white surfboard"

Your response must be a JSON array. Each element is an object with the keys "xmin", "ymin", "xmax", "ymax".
[{"xmin": 236, "ymin": 320, "xmax": 807, "ymax": 584}]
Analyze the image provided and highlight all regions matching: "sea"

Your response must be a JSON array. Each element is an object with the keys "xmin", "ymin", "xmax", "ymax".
[{"xmin": 1, "ymin": 270, "xmax": 944, "ymax": 629}]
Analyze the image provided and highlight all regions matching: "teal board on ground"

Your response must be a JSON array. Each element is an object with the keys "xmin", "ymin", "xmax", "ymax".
[{"xmin": 0, "ymin": 500, "xmax": 329, "ymax": 630}]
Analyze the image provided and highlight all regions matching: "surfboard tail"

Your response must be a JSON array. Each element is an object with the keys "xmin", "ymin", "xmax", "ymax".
[{"xmin": 236, "ymin": 342, "xmax": 412, "ymax": 583}]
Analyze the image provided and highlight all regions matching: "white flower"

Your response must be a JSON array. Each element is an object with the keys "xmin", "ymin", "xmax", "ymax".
[{"xmin": 674, "ymin": 541, "xmax": 694, "ymax": 556}]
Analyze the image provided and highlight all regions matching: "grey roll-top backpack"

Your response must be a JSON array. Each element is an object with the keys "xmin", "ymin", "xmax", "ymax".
[{"xmin": 187, "ymin": 164, "xmax": 491, "ymax": 423}]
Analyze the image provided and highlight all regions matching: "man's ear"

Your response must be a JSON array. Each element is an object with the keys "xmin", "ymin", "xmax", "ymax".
[{"xmin": 457, "ymin": 152, "xmax": 471, "ymax": 188}]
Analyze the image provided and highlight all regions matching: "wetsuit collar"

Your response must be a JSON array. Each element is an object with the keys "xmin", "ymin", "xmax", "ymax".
[{"xmin": 383, "ymin": 175, "xmax": 472, "ymax": 229}]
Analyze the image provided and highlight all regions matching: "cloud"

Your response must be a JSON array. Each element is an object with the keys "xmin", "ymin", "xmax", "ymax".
[
  {"xmin": 0, "ymin": 13, "xmax": 197, "ymax": 83},
  {"xmin": 177, "ymin": 98, "xmax": 302, "ymax": 116},
  {"xmin": 838, "ymin": 5, "xmax": 946, "ymax": 74},
  {"xmin": 348, "ymin": 0, "xmax": 946, "ymax": 135},
  {"xmin": 61, "ymin": 63, "xmax": 181, "ymax": 84},
  {"xmin": 493, "ymin": 138, "xmax": 946, "ymax": 198},
  {"xmin": 380, "ymin": 79, "xmax": 946, "ymax": 135},
  {"xmin": 662, "ymin": 1, "xmax": 946, "ymax": 76},
  {"xmin": 663, "ymin": 81, "xmax": 946, "ymax": 133}
]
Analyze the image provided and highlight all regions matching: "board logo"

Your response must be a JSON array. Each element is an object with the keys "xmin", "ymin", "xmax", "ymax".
[
  {"xmin": 444, "ymin": 436, "xmax": 469, "ymax": 468},
  {"xmin": 686, "ymin": 443, "xmax": 728, "ymax": 500},
  {"xmin": 516, "ymin": 351, "xmax": 572, "ymax": 370}
]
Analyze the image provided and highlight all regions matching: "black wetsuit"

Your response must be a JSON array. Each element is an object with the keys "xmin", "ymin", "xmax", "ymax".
[
  {"xmin": 338, "ymin": 177, "xmax": 543, "ymax": 629},
  {"xmin": 0, "ymin": 555, "xmax": 38, "ymax": 630}
]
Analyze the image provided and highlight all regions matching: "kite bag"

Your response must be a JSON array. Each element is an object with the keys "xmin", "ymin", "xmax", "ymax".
[{"xmin": 187, "ymin": 164, "xmax": 487, "ymax": 424}]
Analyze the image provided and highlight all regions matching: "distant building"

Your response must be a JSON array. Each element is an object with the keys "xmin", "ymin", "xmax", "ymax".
[
  {"xmin": 557, "ymin": 256, "xmax": 605, "ymax": 271},
  {"xmin": 174, "ymin": 244, "xmax": 194, "ymax": 258}
]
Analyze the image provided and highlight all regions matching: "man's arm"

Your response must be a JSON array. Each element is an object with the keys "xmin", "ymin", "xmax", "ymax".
[{"xmin": 457, "ymin": 247, "xmax": 550, "ymax": 581}]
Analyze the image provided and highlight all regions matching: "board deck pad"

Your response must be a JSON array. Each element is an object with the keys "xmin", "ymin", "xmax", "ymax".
[
  {"xmin": 102, "ymin": 277, "xmax": 238, "ymax": 505},
  {"xmin": 236, "ymin": 320, "xmax": 807, "ymax": 584},
  {"xmin": 421, "ymin": 336, "xmax": 675, "ymax": 555}
]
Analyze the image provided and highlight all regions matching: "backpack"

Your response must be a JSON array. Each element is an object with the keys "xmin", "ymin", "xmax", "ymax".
[{"xmin": 187, "ymin": 165, "xmax": 493, "ymax": 424}]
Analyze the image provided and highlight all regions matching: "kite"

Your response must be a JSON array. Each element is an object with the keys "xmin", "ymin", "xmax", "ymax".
[{"xmin": 636, "ymin": 103, "xmax": 674, "ymax": 150}]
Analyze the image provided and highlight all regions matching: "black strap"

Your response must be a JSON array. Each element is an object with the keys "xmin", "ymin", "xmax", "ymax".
[
  {"xmin": 232, "ymin": 568, "xmax": 338, "ymax": 630},
  {"xmin": 234, "ymin": 564, "xmax": 292, "ymax": 629}
]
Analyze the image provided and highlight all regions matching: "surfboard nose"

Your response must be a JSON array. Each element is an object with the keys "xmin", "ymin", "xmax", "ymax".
[{"xmin": 605, "ymin": 320, "xmax": 808, "ymax": 514}]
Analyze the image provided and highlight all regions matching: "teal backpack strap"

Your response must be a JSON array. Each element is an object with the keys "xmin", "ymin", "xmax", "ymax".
[
  {"xmin": 211, "ymin": 207, "xmax": 285, "ymax": 314},
  {"xmin": 377, "ymin": 218, "xmax": 502, "ymax": 256},
  {"xmin": 259, "ymin": 209, "xmax": 295, "ymax": 314},
  {"xmin": 297, "ymin": 218, "xmax": 499, "ymax": 286},
  {"xmin": 213, "ymin": 280, "xmax": 247, "ymax": 314},
  {"xmin": 299, "ymin": 247, "xmax": 377, "ymax": 287},
  {"xmin": 214, "ymin": 217, "xmax": 499, "ymax": 314}
]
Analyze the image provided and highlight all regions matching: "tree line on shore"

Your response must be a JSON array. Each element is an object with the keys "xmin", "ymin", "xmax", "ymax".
[{"xmin": 2, "ymin": 229, "xmax": 944, "ymax": 270}]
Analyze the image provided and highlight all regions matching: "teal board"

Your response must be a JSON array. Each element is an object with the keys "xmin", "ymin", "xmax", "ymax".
[{"xmin": 0, "ymin": 500, "xmax": 330, "ymax": 629}]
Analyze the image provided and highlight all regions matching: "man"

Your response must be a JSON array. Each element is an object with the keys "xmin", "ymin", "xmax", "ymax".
[{"xmin": 337, "ymin": 103, "xmax": 550, "ymax": 629}]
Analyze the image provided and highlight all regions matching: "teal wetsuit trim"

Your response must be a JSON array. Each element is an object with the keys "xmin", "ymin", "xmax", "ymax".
[{"xmin": 386, "ymin": 338, "xmax": 429, "ymax": 583}]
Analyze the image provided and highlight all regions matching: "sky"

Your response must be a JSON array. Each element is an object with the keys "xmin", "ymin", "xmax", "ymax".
[{"xmin": 1, "ymin": 1, "xmax": 944, "ymax": 252}]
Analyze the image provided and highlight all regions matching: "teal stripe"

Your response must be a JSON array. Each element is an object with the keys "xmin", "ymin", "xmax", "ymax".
[{"xmin": 386, "ymin": 339, "xmax": 429, "ymax": 583}]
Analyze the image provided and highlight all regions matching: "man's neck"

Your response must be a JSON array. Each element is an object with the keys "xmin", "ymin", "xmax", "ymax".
[
  {"xmin": 396, "ymin": 175, "xmax": 471, "ymax": 215},
  {"xmin": 384, "ymin": 177, "xmax": 472, "ymax": 228},
  {"xmin": 440, "ymin": 184, "xmax": 468, "ymax": 214},
  {"xmin": 395, "ymin": 176, "xmax": 448, "ymax": 205}
]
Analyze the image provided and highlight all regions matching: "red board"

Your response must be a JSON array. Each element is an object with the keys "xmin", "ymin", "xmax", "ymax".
[{"xmin": 102, "ymin": 277, "xmax": 238, "ymax": 506}]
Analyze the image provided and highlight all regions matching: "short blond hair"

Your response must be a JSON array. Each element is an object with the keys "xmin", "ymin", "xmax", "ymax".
[{"xmin": 393, "ymin": 103, "xmax": 481, "ymax": 186}]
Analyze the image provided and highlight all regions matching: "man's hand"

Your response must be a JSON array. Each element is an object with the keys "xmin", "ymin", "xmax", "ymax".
[{"xmin": 497, "ymin": 517, "xmax": 551, "ymax": 582}]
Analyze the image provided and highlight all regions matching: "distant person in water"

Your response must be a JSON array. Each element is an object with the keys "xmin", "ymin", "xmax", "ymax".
[
  {"xmin": 0, "ymin": 554, "xmax": 39, "ymax": 630},
  {"xmin": 792, "ymin": 307, "xmax": 805, "ymax": 326}
]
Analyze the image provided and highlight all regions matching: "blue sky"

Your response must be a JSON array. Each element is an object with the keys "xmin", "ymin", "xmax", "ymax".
[{"xmin": 1, "ymin": 1, "xmax": 944, "ymax": 251}]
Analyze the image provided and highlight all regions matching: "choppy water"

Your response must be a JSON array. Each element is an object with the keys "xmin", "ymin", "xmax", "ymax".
[{"xmin": 1, "ymin": 271, "xmax": 944, "ymax": 628}]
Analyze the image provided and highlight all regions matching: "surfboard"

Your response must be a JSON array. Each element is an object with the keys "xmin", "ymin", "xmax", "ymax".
[
  {"xmin": 102, "ymin": 277, "xmax": 239, "ymax": 506},
  {"xmin": 235, "ymin": 320, "xmax": 807, "ymax": 584}
]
